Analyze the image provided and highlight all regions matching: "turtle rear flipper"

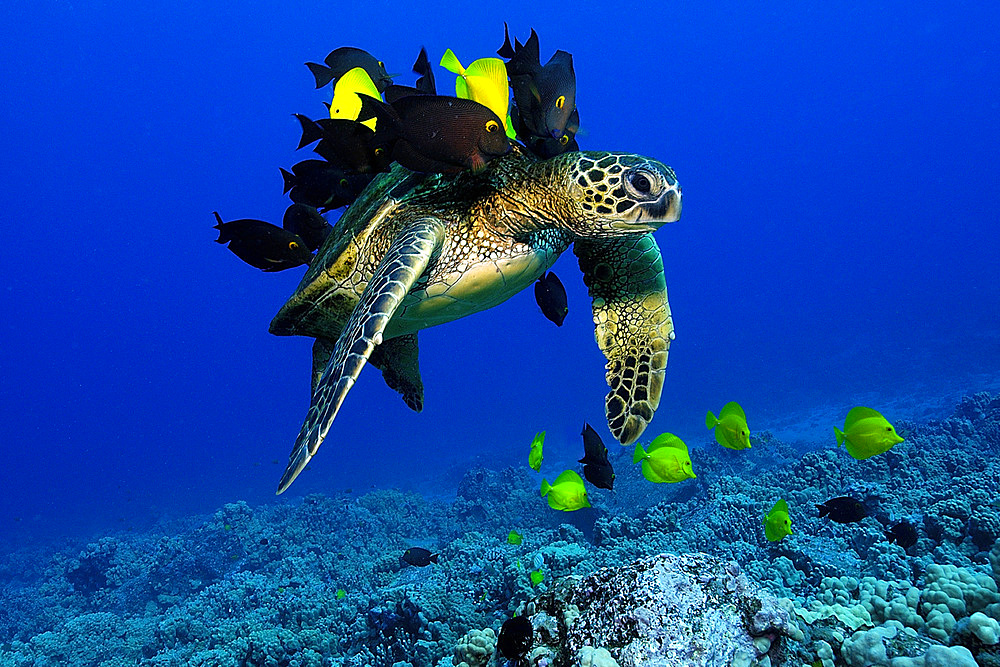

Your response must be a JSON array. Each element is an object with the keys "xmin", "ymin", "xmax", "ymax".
[
  {"xmin": 574, "ymin": 233, "xmax": 673, "ymax": 446},
  {"xmin": 369, "ymin": 333, "xmax": 424, "ymax": 412},
  {"xmin": 311, "ymin": 336, "xmax": 423, "ymax": 411},
  {"xmin": 278, "ymin": 216, "xmax": 445, "ymax": 493}
]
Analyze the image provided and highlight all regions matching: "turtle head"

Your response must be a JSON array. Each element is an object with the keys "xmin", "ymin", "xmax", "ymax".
[{"xmin": 560, "ymin": 152, "xmax": 681, "ymax": 236}]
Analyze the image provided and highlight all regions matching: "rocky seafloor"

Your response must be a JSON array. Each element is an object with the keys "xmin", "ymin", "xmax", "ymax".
[{"xmin": 1, "ymin": 392, "xmax": 999, "ymax": 667}]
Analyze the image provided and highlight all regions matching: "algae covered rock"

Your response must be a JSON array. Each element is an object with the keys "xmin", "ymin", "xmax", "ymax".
[{"xmin": 521, "ymin": 552, "xmax": 799, "ymax": 666}]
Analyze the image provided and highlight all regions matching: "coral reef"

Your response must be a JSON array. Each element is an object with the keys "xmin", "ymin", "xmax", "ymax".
[{"xmin": 0, "ymin": 392, "xmax": 998, "ymax": 666}]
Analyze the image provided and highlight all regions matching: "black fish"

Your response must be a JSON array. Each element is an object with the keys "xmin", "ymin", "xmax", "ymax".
[
  {"xmin": 401, "ymin": 547, "xmax": 439, "ymax": 567},
  {"xmin": 497, "ymin": 614, "xmax": 533, "ymax": 661},
  {"xmin": 885, "ymin": 521, "xmax": 918, "ymax": 549},
  {"xmin": 306, "ymin": 46, "xmax": 392, "ymax": 91},
  {"xmin": 213, "ymin": 212, "xmax": 313, "ymax": 272},
  {"xmin": 817, "ymin": 497, "xmax": 868, "ymax": 524},
  {"xmin": 579, "ymin": 423, "xmax": 610, "ymax": 466},
  {"xmin": 582, "ymin": 462, "xmax": 615, "ymax": 491},
  {"xmin": 412, "ymin": 46, "xmax": 436, "ymax": 95},
  {"xmin": 578, "ymin": 424, "xmax": 614, "ymax": 490},
  {"xmin": 293, "ymin": 115, "xmax": 394, "ymax": 174},
  {"xmin": 534, "ymin": 272, "xmax": 568, "ymax": 326},
  {"xmin": 383, "ymin": 84, "xmax": 433, "ymax": 104},
  {"xmin": 358, "ymin": 95, "xmax": 511, "ymax": 173},
  {"xmin": 280, "ymin": 160, "xmax": 375, "ymax": 211},
  {"xmin": 282, "ymin": 203, "xmax": 332, "ymax": 252},
  {"xmin": 514, "ymin": 106, "xmax": 580, "ymax": 159},
  {"xmin": 499, "ymin": 27, "xmax": 577, "ymax": 142}
]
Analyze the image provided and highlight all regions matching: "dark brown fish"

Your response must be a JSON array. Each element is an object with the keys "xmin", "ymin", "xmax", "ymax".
[
  {"xmin": 358, "ymin": 95, "xmax": 511, "ymax": 173},
  {"xmin": 213, "ymin": 212, "xmax": 313, "ymax": 272},
  {"xmin": 534, "ymin": 271, "xmax": 568, "ymax": 326},
  {"xmin": 401, "ymin": 547, "xmax": 439, "ymax": 567},
  {"xmin": 817, "ymin": 497, "xmax": 868, "ymax": 524},
  {"xmin": 282, "ymin": 203, "xmax": 332, "ymax": 252},
  {"xmin": 305, "ymin": 46, "xmax": 392, "ymax": 91}
]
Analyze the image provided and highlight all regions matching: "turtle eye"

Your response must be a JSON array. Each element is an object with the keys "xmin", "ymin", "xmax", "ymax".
[
  {"xmin": 555, "ymin": 95, "xmax": 565, "ymax": 109},
  {"xmin": 485, "ymin": 120, "xmax": 500, "ymax": 133},
  {"xmin": 625, "ymin": 168, "xmax": 659, "ymax": 198},
  {"xmin": 559, "ymin": 134, "xmax": 569, "ymax": 146}
]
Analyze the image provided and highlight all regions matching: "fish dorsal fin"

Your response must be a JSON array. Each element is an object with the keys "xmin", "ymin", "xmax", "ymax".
[
  {"xmin": 720, "ymin": 401, "xmax": 747, "ymax": 422},
  {"xmin": 646, "ymin": 432, "xmax": 685, "ymax": 454},
  {"xmin": 845, "ymin": 406, "xmax": 884, "ymax": 429},
  {"xmin": 772, "ymin": 499, "xmax": 788, "ymax": 514},
  {"xmin": 553, "ymin": 469, "xmax": 582, "ymax": 487}
]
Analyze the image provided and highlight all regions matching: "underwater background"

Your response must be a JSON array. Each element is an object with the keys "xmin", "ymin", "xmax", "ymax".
[{"xmin": 1, "ymin": 0, "xmax": 999, "ymax": 665}]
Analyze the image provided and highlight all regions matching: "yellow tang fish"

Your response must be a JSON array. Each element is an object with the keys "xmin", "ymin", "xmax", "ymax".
[
  {"xmin": 540, "ymin": 470, "xmax": 590, "ymax": 511},
  {"xmin": 632, "ymin": 433, "xmax": 696, "ymax": 483},
  {"xmin": 507, "ymin": 529, "xmax": 523, "ymax": 545},
  {"xmin": 706, "ymin": 401, "xmax": 751, "ymax": 450},
  {"xmin": 764, "ymin": 499, "xmax": 793, "ymax": 542},
  {"xmin": 834, "ymin": 406, "xmax": 904, "ymax": 460},
  {"xmin": 440, "ymin": 49, "xmax": 516, "ymax": 138},
  {"xmin": 528, "ymin": 431, "xmax": 544, "ymax": 471},
  {"xmin": 329, "ymin": 67, "xmax": 381, "ymax": 130}
]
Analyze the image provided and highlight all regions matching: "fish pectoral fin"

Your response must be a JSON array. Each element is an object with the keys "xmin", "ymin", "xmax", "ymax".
[
  {"xmin": 574, "ymin": 234, "xmax": 672, "ymax": 446},
  {"xmin": 277, "ymin": 216, "xmax": 445, "ymax": 494}
]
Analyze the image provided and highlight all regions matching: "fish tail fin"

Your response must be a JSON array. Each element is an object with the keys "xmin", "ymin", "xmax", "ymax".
[
  {"xmin": 439, "ymin": 48, "xmax": 465, "ymax": 75},
  {"xmin": 429, "ymin": 553, "xmax": 439, "ymax": 564},
  {"xmin": 280, "ymin": 168, "xmax": 296, "ymax": 195},
  {"xmin": 293, "ymin": 113, "xmax": 323, "ymax": 149},
  {"xmin": 306, "ymin": 61, "xmax": 335, "ymax": 89},
  {"xmin": 632, "ymin": 443, "xmax": 647, "ymax": 464},
  {"xmin": 497, "ymin": 22, "xmax": 516, "ymax": 59},
  {"xmin": 817, "ymin": 504, "xmax": 829, "ymax": 518},
  {"xmin": 540, "ymin": 479, "xmax": 551, "ymax": 497},
  {"xmin": 357, "ymin": 95, "xmax": 400, "ymax": 139},
  {"xmin": 834, "ymin": 426, "xmax": 846, "ymax": 446},
  {"xmin": 212, "ymin": 212, "xmax": 227, "ymax": 242},
  {"xmin": 884, "ymin": 530, "xmax": 895, "ymax": 543},
  {"xmin": 705, "ymin": 411, "xmax": 717, "ymax": 429}
]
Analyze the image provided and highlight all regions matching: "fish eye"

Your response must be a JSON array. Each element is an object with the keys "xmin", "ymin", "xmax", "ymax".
[
  {"xmin": 886, "ymin": 426, "xmax": 892, "ymax": 431},
  {"xmin": 378, "ymin": 61, "xmax": 384, "ymax": 68},
  {"xmin": 339, "ymin": 178, "xmax": 349, "ymax": 188},
  {"xmin": 559, "ymin": 134, "xmax": 569, "ymax": 146},
  {"xmin": 485, "ymin": 120, "xmax": 500, "ymax": 133},
  {"xmin": 289, "ymin": 241, "xmax": 299, "ymax": 250},
  {"xmin": 375, "ymin": 147, "xmax": 383, "ymax": 155},
  {"xmin": 555, "ymin": 95, "xmax": 565, "ymax": 109}
]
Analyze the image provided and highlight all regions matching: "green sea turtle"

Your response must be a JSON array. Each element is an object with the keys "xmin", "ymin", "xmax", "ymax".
[{"xmin": 270, "ymin": 146, "xmax": 682, "ymax": 493}]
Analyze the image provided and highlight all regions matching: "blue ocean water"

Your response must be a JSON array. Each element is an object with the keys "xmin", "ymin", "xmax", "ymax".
[{"xmin": 1, "ymin": 0, "xmax": 998, "ymax": 647}]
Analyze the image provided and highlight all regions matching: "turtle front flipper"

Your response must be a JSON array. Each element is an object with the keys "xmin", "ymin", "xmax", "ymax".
[
  {"xmin": 277, "ymin": 216, "xmax": 446, "ymax": 494},
  {"xmin": 574, "ymin": 233, "xmax": 674, "ymax": 446}
]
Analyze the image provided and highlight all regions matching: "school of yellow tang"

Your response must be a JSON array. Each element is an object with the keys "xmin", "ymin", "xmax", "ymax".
[{"xmin": 529, "ymin": 402, "xmax": 904, "ymax": 544}]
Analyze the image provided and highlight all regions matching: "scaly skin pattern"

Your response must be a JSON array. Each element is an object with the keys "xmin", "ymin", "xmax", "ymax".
[{"xmin": 269, "ymin": 146, "xmax": 682, "ymax": 492}]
